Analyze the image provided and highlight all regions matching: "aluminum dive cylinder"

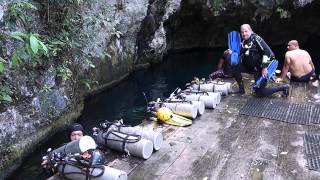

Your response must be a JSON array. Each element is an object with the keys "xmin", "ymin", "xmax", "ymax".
[
  {"xmin": 94, "ymin": 130, "xmax": 153, "ymax": 159},
  {"xmin": 191, "ymin": 83, "xmax": 214, "ymax": 92},
  {"xmin": 58, "ymin": 164, "xmax": 127, "ymax": 180},
  {"xmin": 191, "ymin": 82, "xmax": 232, "ymax": 95},
  {"xmin": 213, "ymin": 83, "xmax": 231, "ymax": 95},
  {"xmin": 112, "ymin": 126, "xmax": 163, "ymax": 151},
  {"xmin": 163, "ymin": 102, "xmax": 198, "ymax": 119},
  {"xmin": 190, "ymin": 100, "xmax": 205, "ymax": 115},
  {"xmin": 50, "ymin": 136, "xmax": 97, "ymax": 157},
  {"xmin": 181, "ymin": 93, "xmax": 218, "ymax": 109},
  {"xmin": 165, "ymin": 98, "xmax": 205, "ymax": 116}
]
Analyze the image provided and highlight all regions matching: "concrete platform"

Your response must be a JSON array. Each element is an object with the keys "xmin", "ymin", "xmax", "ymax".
[{"xmin": 50, "ymin": 75, "xmax": 320, "ymax": 180}]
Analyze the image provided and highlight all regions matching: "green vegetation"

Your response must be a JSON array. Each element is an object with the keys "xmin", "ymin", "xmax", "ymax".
[
  {"xmin": 9, "ymin": 31, "xmax": 48, "ymax": 67},
  {"xmin": 57, "ymin": 62, "xmax": 72, "ymax": 81},
  {"xmin": 7, "ymin": 1, "xmax": 37, "ymax": 30},
  {"xmin": 211, "ymin": 0, "xmax": 224, "ymax": 16},
  {"xmin": 276, "ymin": 7, "xmax": 291, "ymax": 19},
  {"xmin": 0, "ymin": 57, "xmax": 5, "ymax": 73},
  {"xmin": 80, "ymin": 78, "xmax": 98, "ymax": 90},
  {"xmin": 0, "ymin": 0, "xmax": 116, "ymax": 105},
  {"xmin": 0, "ymin": 84, "xmax": 13, "ymax": 103},
  {"xmin": 40, "ymin": 84, "xmax": 52, "ymax": 93}
]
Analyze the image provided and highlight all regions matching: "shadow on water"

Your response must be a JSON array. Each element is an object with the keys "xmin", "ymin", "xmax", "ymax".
[{"xmin": 8, "ymin": 48, "xmax": 222, "ymax": 180}]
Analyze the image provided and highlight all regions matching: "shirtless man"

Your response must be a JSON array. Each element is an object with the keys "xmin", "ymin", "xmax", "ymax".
[{"xmin": 276, "ymin": 40, "xmax": 315, "ymax": 82}]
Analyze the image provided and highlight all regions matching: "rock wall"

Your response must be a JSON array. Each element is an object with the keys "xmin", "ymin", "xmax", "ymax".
[{"xmin": 0, "ymin": 0, "xmax": 149, "ymax": 177}]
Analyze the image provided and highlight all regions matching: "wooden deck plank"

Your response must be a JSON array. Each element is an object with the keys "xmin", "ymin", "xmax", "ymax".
[
  {"xmin": 129, "ymin": 140, "xmax": 187, "ymax": 177},
  {"xmin": 127, "ymin": 80, "xmax": 320, "ymax": 180}
]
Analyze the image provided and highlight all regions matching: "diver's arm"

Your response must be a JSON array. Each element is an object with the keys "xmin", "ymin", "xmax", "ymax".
[
  {"xmin": 280, "ymin": 54, "xmax": 291, "ymax": 80},
  {"xmin": 217, "ymin": 57, "xmax": 224, "ymax": 70}
]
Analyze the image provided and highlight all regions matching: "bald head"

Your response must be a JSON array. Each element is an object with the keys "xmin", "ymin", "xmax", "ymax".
[
  {"xmin": 289, "ymin": 40, "xmax": 299, "ymax": 47},
  {"xmin": 240, "ymin": 24, "xmax": 252, "ymax": 31},
  {"xmin": 287, "ymin": 40, "xmax": 299, "ymax": 51},
  {"xmin": 240, "ymin": 24, "xmax": 253, "ymax": 40}
]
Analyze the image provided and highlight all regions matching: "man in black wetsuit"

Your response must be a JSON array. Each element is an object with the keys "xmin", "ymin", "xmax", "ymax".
[{"xmin": 234, "ymin": 24, "xmax": 289, "ymax": 97}]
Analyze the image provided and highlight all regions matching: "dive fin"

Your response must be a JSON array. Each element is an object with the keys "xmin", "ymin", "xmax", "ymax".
[
  {"xmin": 228, "ymin": 31, "xmax": 241, "ymax": 65},
  {"xmin": 168, "ymin": 114, "xmax": 192, "ymax": 127},
  {"xmin": 253, "ymin": 59, "xmax": 279, "ymax": 89},
  {"xmin": 159, "ymin": 114, "xmax": 192, "ymax": 127}
]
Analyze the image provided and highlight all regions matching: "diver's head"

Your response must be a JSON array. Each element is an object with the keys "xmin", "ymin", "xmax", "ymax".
[
  {"xmin": 69, "ymin": 123, "xmax": 84, "ymax": 141},
  {"xmin": 240, "ymin": 24, "xmax": 253, "ymax": 41},
  {"xmin": 287, "ymin": 40, "xmax": 299, "ymax": 51}
]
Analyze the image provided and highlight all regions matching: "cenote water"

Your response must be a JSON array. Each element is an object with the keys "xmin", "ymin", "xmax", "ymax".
[
  {"xmin": 8, "ymin": 45, "xmax": 319, "ymax": 179},
  {"xmin": 8, "ymin": 48, "xmax": 221, "ymax": 180}
]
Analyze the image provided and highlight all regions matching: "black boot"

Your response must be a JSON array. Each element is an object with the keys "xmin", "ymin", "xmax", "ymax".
[
  {"xmin": 282, "ymin": 84, "xmax": 290, "ymax": 97},
  {"xmin": 231, "ymin": 82, "xmax": 245, "ymax": 94},
  {"xmin": 239, "ymin": 83, "xmax": 245, "ymax": 94}
]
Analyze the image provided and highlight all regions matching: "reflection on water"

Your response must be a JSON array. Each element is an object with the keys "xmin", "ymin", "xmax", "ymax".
[{"xmin": 9, "ymin": 49, "xmax": 221, "ymax": 180}]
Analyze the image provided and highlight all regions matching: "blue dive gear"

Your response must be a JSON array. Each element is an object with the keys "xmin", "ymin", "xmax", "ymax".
[
  {"xmin": 253, "ymin": 59, "xmax": 278, "ymax": 89},
  {"xmin": 228, "ymin": 31, "xmax": 241, "ymax": 65}
]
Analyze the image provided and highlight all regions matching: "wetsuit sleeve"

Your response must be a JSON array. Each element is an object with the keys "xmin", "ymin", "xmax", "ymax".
[{"xmin": 254, "ymin": 35, "xmax": 275, "ymax": 68}]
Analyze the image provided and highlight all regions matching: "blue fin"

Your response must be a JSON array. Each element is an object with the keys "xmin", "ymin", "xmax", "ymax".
[
  {"xmin": 253, "ymin": 60, "xmax": 279, "ymax": 89},
  {"xmin": 228, "ymin": 31, "xmax": 241, "ymax": 65}
]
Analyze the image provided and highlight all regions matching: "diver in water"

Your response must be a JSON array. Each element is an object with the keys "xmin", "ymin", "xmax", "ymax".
[
  {"xmin": 234, "ymin": 24, "xmax": 289, "ymax": 97},
  {"xmin": 41, "ymin": 123, "xmax": 90, "ymax": 176},
  {"xmin": 69, "ymin": 123, "xmax": 84, "ymax": 141},
  {"xmin": 41, "ymin": 123, "xmax": 85, "ymax": 169}
]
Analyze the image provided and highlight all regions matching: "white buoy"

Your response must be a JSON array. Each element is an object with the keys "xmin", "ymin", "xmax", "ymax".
[
  {"xmin": 95, "ymin": 131, "xmax": 153, "ymax": 159},
  {"xmin": 114, "ymin": 126, "xmax": 163, "ymax": 151},
  {"xmin": 163, "ymin": 102, "xmax": 198, "ymax": 119},
  {"xmin": 58, "ymin": 164, "xmax": 127, "ymax": 180}
]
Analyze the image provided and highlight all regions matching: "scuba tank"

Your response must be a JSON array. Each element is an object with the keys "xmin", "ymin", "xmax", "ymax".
[
  {"xmin": 57, "ymin": 150, "xmax": 127, "ymax": 180},
  {"xmin": 93, "ymin": 121, "xmax": 153, "ymax": 159},
  {"xmin": 109, "ymin": 120, "xmax": 163, "ymax": 151},
  {"xmin": 49, "ymin": 136, "xmax": 97, "ymax": 157}
]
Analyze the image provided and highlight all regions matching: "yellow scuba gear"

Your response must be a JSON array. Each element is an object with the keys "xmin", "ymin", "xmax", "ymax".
[{"xmin": 155, "ymin": 107, "xmax": 192, "ymax": 127}]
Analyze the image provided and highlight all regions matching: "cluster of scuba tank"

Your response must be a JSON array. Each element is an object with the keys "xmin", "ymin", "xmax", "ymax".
[
  {"xmin": 43, "ymin": 78, "xmax": 232, "ymax": 179},
  {"xmin": 44, "ymin": 136, "xmax": 127, "ymax": 180},
  {"xmin": 44, "ymin": 120, "xmax": 164, "ymax": 180},
  {"xmin": 92, "ymin": 119, "xmax": 163, "ymax": 160},
  {"xmin": 146, "ymin": 78, "xmax": 233, "ymax": 127}
]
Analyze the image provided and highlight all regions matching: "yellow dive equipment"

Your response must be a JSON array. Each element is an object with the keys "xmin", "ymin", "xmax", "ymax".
[{"xmin": 155, "ymin": 107, "xmax": 192, "ymax": 127}]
